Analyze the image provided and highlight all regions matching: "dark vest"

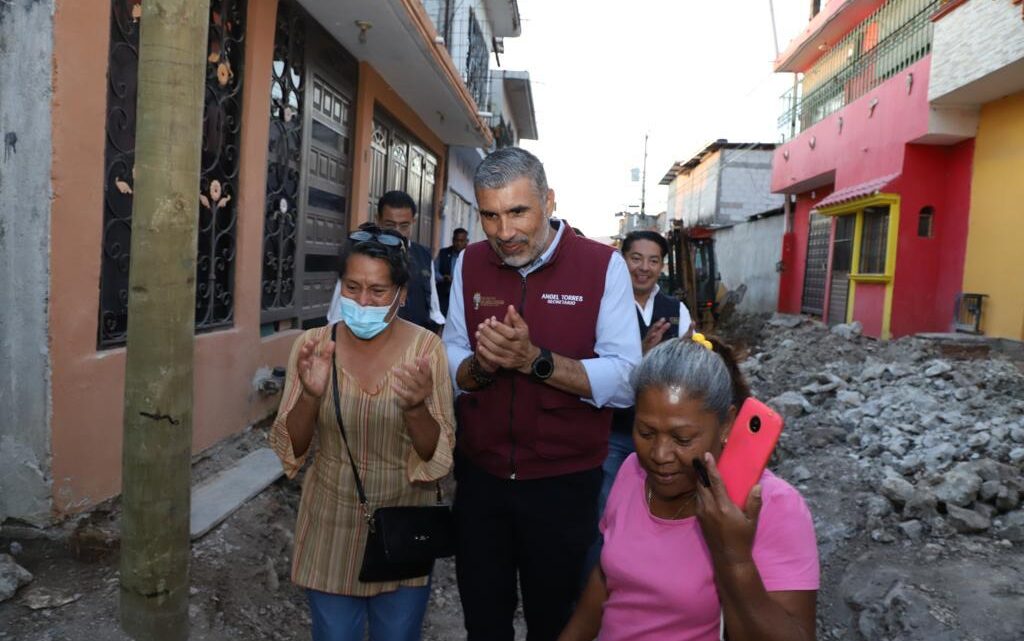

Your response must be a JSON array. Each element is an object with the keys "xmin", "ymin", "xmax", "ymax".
[
  {"xmin": 399, "ymin": 241, "xmax": 435, "ymax": 330},
  {"xmin": 611, "ymin": 291, "xmax": 680, "ymax": 434},
  {"xmin": 456, "ymin": 225, "xmax": 615, "ymax": 480}
]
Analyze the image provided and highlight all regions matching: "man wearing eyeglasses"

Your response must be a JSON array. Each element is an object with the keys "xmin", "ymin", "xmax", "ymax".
[{"xmin": 329, "ymin": 191, "xmax": 445, "ymax": 332}]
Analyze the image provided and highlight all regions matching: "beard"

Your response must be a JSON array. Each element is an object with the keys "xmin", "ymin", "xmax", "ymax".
[{"xmin": 491, "ymin": 224, "xmax": 552, "ymax": 268}]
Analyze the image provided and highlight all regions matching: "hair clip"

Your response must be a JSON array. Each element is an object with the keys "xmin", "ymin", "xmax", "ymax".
[{"xmin": 691, "ymin": 332, "xmax": 713, "ymax": 351}]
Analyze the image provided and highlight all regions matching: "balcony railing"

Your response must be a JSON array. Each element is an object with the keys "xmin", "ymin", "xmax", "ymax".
[
  {"xmin": 465, "ymin": 8, "xmax": 491, "ymax": 111},
  {"xmin": 778, "ymin": 0, "xmax": 940, "ymax": 139}
]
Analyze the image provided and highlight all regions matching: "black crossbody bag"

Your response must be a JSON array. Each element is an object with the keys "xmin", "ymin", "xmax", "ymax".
[{"xmin": 329, "ymin": 324, "xmax": 455, "ymax": 583}]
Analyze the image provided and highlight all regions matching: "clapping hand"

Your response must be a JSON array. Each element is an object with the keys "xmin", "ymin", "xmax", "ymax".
[
  {"xmin": 297, "ymin": 337, "xmax": 336, "ymax": 400},
  {"xmin": 694, "ymin": 452, "xmax": 763, "ymax": 566},
  {"xmin": 475, "ymin": 306, "xmax": 539, "ymax": 374},
  {"xmin": 392, "ymin": 357, "xmax": 434, "ymax": 411},
  {"xmin": 642, "ymin": 318, "xmax": 671, "ymax": 354}
]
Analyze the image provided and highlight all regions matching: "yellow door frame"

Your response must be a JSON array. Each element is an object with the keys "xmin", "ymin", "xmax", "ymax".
[{"xmin": 817, "ymin": 194, "xmax": 900, "ymax": 339}]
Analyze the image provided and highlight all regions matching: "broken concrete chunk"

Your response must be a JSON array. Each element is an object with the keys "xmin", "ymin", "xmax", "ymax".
[
  {"xmin": 768, "ymin": 391, "xmax": 812, "ymax": 418},
  {"xmin": 768, "ymin": 313, "xmax": 804, "ymax": 329},
  {"xmin": 830, "ymin": 321, "xmax": 863, "ymax": 340},
  {"xmin": 20, "ymin": 587, "xmax": 82, "ymax": 610},
  {"xmin": 945, "ymin": 504, "xmax": 991, "ymax": 533},
  {"xmin": 995, "ymin": 511, "xmax": 1024, "ymax": 543},
  {"xmin": 903, "ymin": 490, "xmax": 939, "ymax": 520},
  {"xmin": 0, "ymin": 554, "xmax": 33, "ymax": 602},
  {"xmin": 933, "ymin": 465, "xmax": 983, "ymax": 508},
  {"xmin": 924, "ymin": 360, "xmax": 953, "ymax": 377},
  {"xmin": 880, "ymin": 476, "xmax": 915, "ymax": 507},
  {"xmin": 980, "ymin": 480, "xmax": 1002, "ymax": 502},
  {"xmin": 996, "ymin": 487, "xmax": 1021, "ymax": 512},
  {"xmin": 898, "ymin": 519, "xmax": 924, "ymax": 540}
]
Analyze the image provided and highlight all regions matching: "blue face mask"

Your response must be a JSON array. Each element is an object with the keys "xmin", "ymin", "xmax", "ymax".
[{"xmin": 338, "ymin": 291, "xmax": 400, "ymax": 339}]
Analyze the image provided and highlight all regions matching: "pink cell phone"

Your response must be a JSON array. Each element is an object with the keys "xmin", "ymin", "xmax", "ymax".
[{"xmin": 717, "ymin": 397, "xmax": 784, "ymax": 508}]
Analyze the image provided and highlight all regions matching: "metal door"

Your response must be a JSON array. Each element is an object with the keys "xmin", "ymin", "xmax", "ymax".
[
  {"xmin": 801, "ymin": 212, "xmax": 831, "ymax": 316},
  {"xmin": 297, "ymin": 70, "xmax": 354, "ymax": 324},
  {"xmin": 827, "ymin": 215, "xmax": 855, "ymax": 326},
  {"xmin": 367, "ymin": 113, "xmax": 439, "ymax": 250}
]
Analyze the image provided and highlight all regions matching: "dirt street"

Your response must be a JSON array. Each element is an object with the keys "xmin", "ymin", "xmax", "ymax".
[{"xmin": 2, "ymin": 314, "xmax": 1023, "ymax": 640}]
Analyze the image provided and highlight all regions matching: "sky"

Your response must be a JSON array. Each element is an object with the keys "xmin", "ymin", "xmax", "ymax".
[{"xmin": 499, "ymin": 1, "xmax": 809, "ymax": 238}]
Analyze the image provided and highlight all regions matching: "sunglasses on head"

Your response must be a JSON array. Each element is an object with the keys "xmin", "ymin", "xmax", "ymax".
[{"xmin": 349, "ymin": 227, "xmax": 406, "ymax": 249}]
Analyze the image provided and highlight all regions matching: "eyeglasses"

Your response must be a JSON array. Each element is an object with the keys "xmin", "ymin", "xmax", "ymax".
[{"xmin": 349, "ymin": 228, "xmax": 406, "ymax": 250}]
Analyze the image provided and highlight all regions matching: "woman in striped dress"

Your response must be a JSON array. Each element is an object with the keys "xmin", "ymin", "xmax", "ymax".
[{"xmin": 270, "ymin": 227, "xmax": 455, "ymax": 641}]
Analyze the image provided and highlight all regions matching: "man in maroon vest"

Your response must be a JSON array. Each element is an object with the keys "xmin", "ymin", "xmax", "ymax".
[{"xmin": 442, "ymin": 147, "xmax": 641, "ymax": 640}]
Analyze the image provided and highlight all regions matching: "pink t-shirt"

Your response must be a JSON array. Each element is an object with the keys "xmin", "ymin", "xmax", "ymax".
[{"xmin": 598, "ymin": 454, "xmax": 819, "ymax": 641}]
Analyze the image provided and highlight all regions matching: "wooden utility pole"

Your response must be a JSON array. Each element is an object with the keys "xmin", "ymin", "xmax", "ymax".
[{"xmin": 119, "ymin": 1, "xmax": 209, "ymax": 639}]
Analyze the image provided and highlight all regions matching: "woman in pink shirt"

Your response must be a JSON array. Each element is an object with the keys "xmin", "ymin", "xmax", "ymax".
[{"xmin": 559, "ymin": 336, "xmax": 819, "ymax": 641}]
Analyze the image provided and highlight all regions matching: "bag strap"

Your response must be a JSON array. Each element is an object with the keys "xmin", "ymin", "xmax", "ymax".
[
  {"xmin": 330, "ymin": 323, "xmax": 374, "ymax": 526},
  {"xmin": 329, "ymin": 323, "xmax": 446, "ymax": 514}
]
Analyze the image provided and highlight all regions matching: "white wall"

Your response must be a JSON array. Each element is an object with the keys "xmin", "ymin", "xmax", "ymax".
[
  {"xmin": 930, "ymin": 0, "xmax": 1024, "ymax": 104},
  {"xmin": 670, "ymin": 151, "xmax": 721, "ymax": 227},
  {"xmin": 441, "ymin": 147, "xmax": 484, "ymax": 246},
  {"xmin": 0, "ymin": 0, "xmax": 54, "ymax": 526},
  {"xmin": 717, "ymin": 148, "xmax": 783, "ymax": 223},
  {"xmin": 714, "ymin": 214, "xmax": 785, "ymax": 313},
  {"xmin": 668, "ymin": 148, "xmax": 782, "ymax": 228}
]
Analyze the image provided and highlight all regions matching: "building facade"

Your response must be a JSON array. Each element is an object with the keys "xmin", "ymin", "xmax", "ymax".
[
  {"xmin": 0, "ymin": 0, "xmax": 528, "ymax": 524},
  {"xmin": 929, "ymin": 0, "xmax": 1024, "ymax": 341},
  {"xmin": 772, "ymin": 0, "xmax": 976, "ymax": 339},
  {"xmin": 438, "ymin": 69, "xmax": 538, "ymax": 247},
  {"xmin": 660, "ymin": 141, "xmax": 785, "ymax": 314},
  {"xmin": 662, "ymin": 141, "xmax": 782, "ymax": 229}
]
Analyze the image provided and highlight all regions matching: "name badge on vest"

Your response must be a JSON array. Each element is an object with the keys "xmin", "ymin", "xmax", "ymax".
[{"xmin": 472, "ymin": 292, "xmax": 506, "ymax": 311}]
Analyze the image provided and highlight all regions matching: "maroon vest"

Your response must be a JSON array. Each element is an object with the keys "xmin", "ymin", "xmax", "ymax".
[{"xmin": 457, "ymin": 224, "xmax": 614, "ymax": 479}]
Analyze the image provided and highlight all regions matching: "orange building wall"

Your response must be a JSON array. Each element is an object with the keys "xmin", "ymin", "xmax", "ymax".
[
  {"xmin": 49, "ymin": 0, "xmax": 295, "ymax": 516},
  {"xmin": 48, "ymin": 0, "xmax": 454, "ymax": 516}
]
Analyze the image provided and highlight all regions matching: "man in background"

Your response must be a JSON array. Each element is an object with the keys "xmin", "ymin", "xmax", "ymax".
[
  {"xmin": 600, "ymin": 230, "xmax": 693, "ymax": 509},
  {"xmin": 329, "ymin": 190, "xmax": 445, "ymax": 332},
  {"xmin": 435, "ymin": 227, "xmax": 469, "ymax": 318}
]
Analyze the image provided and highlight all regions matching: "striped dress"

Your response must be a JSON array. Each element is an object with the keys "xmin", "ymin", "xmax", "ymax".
[{"xmin": 270, "ymin": 323, "xmax": 456, "ymax": 596}]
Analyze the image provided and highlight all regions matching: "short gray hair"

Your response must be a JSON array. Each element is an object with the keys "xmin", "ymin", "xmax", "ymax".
[
  {"xmin": 630, "ymin": 339, "xmax": 735, "ymax": 422},
  {"xmin": 474, "ymin": 147, "xmax": 549, "ymax": 200}
]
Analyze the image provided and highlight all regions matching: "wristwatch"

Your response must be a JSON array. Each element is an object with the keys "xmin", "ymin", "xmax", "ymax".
[
  {"xmin": 530, "ymin": 347, "xmax": 555, "ymax": 381},
  {"xmin": 468, "ymin": 355, "xmax": 495, "ymax": 387}
]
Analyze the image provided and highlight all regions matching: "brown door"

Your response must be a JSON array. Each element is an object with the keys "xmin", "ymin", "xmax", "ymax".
[{"xmin": 295, "ymin": 43, "xmax": 356, "ymax": 326}]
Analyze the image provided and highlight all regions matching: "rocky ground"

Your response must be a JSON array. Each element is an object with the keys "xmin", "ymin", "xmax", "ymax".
[{"xmin": 2, "ymin": 314, "xmax": 1023, "ymax": 640}]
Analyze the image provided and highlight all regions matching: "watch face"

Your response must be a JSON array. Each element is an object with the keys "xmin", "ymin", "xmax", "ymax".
[{"xmin": 533, "ymin": 352, "xmax": 554, "ymax": 379}]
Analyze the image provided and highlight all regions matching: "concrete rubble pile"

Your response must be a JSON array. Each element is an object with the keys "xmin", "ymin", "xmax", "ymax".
[
  {"xmin": 743, "ymin": 315, "xmax": 1024, "ymax": 545},
  {"xmin": 734, "ymin": 314, "xmax": 1024, "ymax": 640}
]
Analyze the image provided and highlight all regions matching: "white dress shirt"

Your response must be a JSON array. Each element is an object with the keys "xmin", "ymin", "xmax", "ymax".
[
  {"xmin": 442, "ymin": 219, "xmax": 641, "ymax": 408},
  {"xmin": 636, "ymin": 284, "xmax": 693, "ymax": 337}
]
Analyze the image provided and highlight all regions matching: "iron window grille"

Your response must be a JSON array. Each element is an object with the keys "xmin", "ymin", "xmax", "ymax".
[
  {"xmin": 954, "ymin": 293, "xmax": 987, "ymax": 334},
  {"xmin": 261, "ymin": 0, "xmax": 306, "ymax": 321},
  {"xmin": 778, "ymin": 0, "xmax": 939, "ymax": 138},
  {"xmin": 859, "ymin": 205, "xmax": 890, "ymax": 274},
  {"xmin": 464, "ymin": 8, "xmax": 490, "ymax": 111},
  {"xmin": 98, "ymin": 0, "xmax": 245, "ymax": 348},
  {"xmin": 917, "ymin": 205, "xmax": 934, "ymax": 238}
]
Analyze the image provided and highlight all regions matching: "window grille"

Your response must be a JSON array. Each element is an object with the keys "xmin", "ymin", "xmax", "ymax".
[
  {"xmin": 98, "ymin": 0, "xmax": 245, "ymax": 348},
  {"xmin": 917, "ymin": 206, "xmax": 934, "ymax": 238},
  {"xmin": 859, "ymin": 205, "xmax": 890, "ymax": 274},
  {"xmin": 261, "ymin": 0, "xmax": 305, "ymax": 321}
]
